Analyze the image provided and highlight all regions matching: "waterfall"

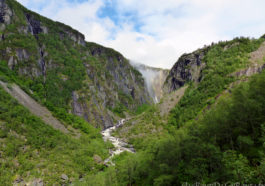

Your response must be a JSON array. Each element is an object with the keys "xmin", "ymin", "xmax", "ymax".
[{"xmin": 130, "ymin": 61, "xmax": 169, "ymax": 103}]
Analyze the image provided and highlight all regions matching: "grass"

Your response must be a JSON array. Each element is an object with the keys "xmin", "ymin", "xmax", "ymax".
[{"xmin": 0, "ymin": 86, "xmax": 110, "ymax": 185}]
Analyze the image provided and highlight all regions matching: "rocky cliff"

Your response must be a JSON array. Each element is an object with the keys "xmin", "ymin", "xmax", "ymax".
[
  {"xmin": 0, "ymin": 0, "xmax": 152, "ymax": 128},
  {"xmin": 163, "ymin": 47, "xmax": 208, "ymax": 93},
  {"xmin": 164, "ymin": 37, "xmax": 265, "ymax": 94},
  {"xmin": 131, "ymin": 62, "xmax": 169, "ymax": 103}
]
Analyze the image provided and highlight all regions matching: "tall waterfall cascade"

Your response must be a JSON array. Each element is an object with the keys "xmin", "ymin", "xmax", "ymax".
[{"xmin": 130, "ymin": 62, "xmax": 169, "ymax": 103}]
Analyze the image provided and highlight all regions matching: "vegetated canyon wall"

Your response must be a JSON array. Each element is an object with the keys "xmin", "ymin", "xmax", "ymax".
[
  {"xmin": 0, "ymin": 0, "xmax": 152, "ymax": 128},
  {"xmin": 163, "ymin": 48, "xmax": 208, "ymax": 93}
]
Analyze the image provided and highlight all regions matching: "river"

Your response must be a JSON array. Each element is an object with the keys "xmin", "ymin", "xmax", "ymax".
[{"xmin": 101, "ymin": 119, "xmax": 135, "ymax": 165}]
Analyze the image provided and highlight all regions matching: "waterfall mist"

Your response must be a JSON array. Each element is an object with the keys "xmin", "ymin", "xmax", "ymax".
[{"xmin": 130, "ymin": 61, "xmax": 169, "ymax": 103}]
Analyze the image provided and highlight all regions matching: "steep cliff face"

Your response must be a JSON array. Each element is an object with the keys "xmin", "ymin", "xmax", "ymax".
[
  {"xmin": 131, "ymin": 62, "xmax": 169, "ymax": 103},
  {"xmin": 0, "ymin": 0, "xmax": 13, "ymax": 29},
  {"xmin": 70, "ymin": 44, "xmax": 152, "ymax": 128},
  {"xmin": 164, "ymin": 37, "xmax": 265, "ymax": 94},
  {"xmin": 163, "ymin": 48, "xmax": 208, "ymax": 93},
  {"xmin": 0, "ymin": 0, "xmax": 151, "ymax": 128}
]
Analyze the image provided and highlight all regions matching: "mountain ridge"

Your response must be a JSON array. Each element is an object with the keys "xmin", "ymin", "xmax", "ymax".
[
  {"xmin": 1, "ymin": 0, "xmax": 265, "ymax": 185},
  {"xmin": 0, "ymin": 0, "xmax": 152, "ymax": 129}
]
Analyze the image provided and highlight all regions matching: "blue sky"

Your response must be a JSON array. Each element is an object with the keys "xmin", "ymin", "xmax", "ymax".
[{"xmin": 17, "ymin": 0, "xmax": 265, "ymax": 68}]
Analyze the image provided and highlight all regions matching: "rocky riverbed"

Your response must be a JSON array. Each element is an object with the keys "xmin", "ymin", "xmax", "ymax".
[{"xmin": 101, "ymin": 119, "xmax": 135, "ymax": 165}]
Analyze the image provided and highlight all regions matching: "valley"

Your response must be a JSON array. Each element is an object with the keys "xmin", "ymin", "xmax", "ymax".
[{"xmin": 0, "ymin": 0, "xmax": 265, "ymax": 185}]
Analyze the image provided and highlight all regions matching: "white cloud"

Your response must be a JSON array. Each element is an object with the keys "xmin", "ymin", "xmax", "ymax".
[{"xmin": 17, "ymin": 0, "xmax": 265, "ymax": 69}]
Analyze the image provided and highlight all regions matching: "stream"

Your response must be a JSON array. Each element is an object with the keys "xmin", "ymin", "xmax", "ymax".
[{"xmin": 101, "ymin": 119, "xmax": 135, "ymax": 165}]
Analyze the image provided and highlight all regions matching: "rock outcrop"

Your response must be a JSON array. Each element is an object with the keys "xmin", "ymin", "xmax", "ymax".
[
  {"xmin": 0, "ymin": 0, "xmax": 13, "ymax": 30},
  {"xmin": 233, "ymin": 41, "xmax": 265, "ymax": 78},
  {"xmin": 25, "ymin": 13, "xmax": 44, "ymax": 36},
  {"xmin": 163, "ymin": 48, "xmax": 208, "ymax": 93}
]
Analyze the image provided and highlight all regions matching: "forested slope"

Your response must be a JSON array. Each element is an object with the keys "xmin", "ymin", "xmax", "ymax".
[
  {"xmin": 0, "ymin": 85, "xmax": 113, "ymax": 185},
  {"xmin": 111, "ymin": 36, "xmax": 265, "ymax": 185}
]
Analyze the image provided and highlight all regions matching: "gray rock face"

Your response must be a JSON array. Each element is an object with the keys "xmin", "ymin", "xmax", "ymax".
[
  {"xmin": 234, "ymin": 64, "xmax": 265, "ymax": 77},
  {"xmin": 16, "ymin": 49, "xmax": 30, "ymax": 61},
  {"xmin": 72, "ymin": 91, "xmax": 84, "ymax": 117},
  {"xmin": 103, "ymin": 55, "xmax": 151, "ymax": 106},
  {"xmin": 69, "ymin": 48, "xmax": 152, "ymax": 129},
  {"xmin": 38, "ymin": 45, "xmax": 47, "ymax": 79},
  {"xmin": 0, "ymin": 0, "xmax": 13, "ymax": 30},
  {"xmin": 25, "ymin": 13, "xmax": 43, "ymax": 36},
  {"xmin": 8, "ymin": 56, "xmax": 17, "ymax": 69},
  {"xmin": 61, "ymin": 30, "xmax": 86, "ymax": 47},
  {"xmin": 6, "ymin": 48, "xmax": 30, "ymax": 70},
  {"xmin": 70, "ymin": 32, "xmax": 85, "ymax": 46},
  {"xmin": 71, "ymin": 90, "xmax": 114, "ymax": 129},
  {"xmin": 164, "ymin": 48, "xmax": 207, "ymax": 93},
  {"xmin": 0, "ymin": 32, "xmax": 4, "ymax": 41}
]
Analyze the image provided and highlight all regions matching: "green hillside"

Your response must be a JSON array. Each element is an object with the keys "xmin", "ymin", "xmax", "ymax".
[
  {"xmin": 112, "ymin": 37, "xmax": 265, "ymax": 185},
  {"xmin": 0, "ymin": 0, "xmax": 151, "ymax": 129},
  {"xmin": 0, "ymin": 0, "xmax": 265, "ymax": 185}
]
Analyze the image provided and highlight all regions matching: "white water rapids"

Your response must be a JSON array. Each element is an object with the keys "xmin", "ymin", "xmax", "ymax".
[{"xmin": 101, "ymin": 119, "xmax": 135, "ymax": 165}]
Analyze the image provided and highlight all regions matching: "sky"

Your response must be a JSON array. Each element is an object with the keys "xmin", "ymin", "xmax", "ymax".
[{"xmin": 17, "ymin": 0, "xmax": 265, "ymax": 69}]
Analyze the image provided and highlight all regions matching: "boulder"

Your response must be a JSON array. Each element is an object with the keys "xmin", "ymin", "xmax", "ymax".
[
  {"xmin": 61, "ymin": 174, "xmax": 69, "ymax": 181},
  {"xmin": 93, "ymin": 154, "xmax": 102, "ymax": 164},
  {"xmin": 13, "ymin": 176, "xmax": 24, "ymax": 186},
  {"xmin": 31, "ymin": 178, "xmax": 44, "ymax": 186}
]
